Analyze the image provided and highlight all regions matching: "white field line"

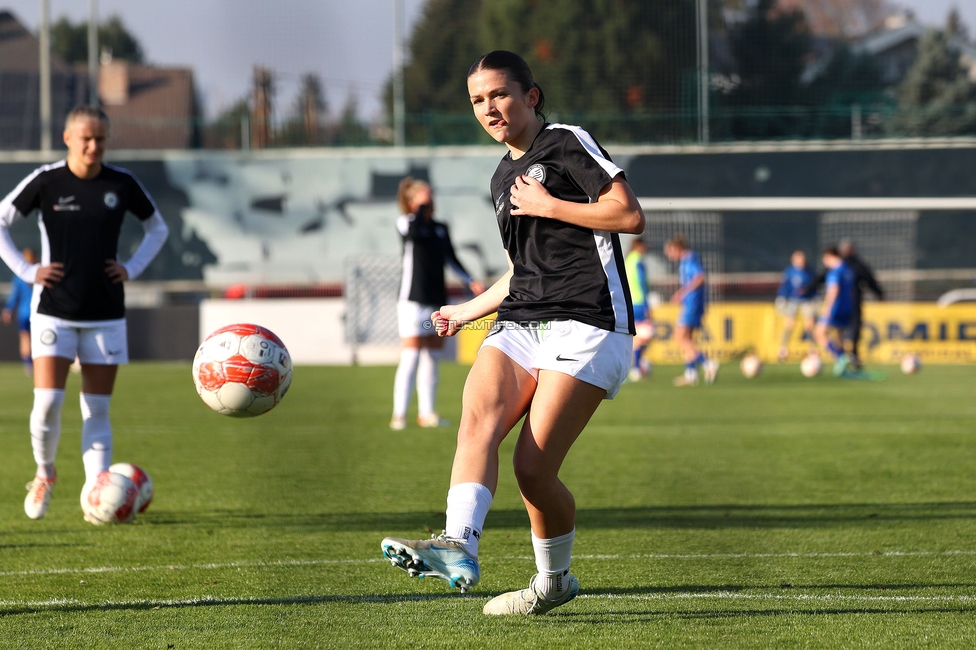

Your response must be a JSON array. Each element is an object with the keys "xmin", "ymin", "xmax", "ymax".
[
  {"xmin": 1, "ymin": 550, "xmax": 975, "ymax": 579},
  {"xmin": 1, "ymin": 591, "xmax": 976, "ymax": 611}
]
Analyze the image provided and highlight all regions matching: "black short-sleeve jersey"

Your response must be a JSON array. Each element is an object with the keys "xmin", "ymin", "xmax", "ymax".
[
  {"xmin": 397, "ymin": 208, "xmax": 472, "ymax": 306},
  {"xmin": 2, "ymin": 160, "xmax": 158, "ymax": 321},
  {"xmin": 490, "ymin": 124, "xmax": 634, "ymax": 334}
]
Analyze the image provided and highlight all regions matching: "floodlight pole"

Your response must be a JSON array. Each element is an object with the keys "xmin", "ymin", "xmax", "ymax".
[
  {"xmin": 392, "ymin": 0, "xmax": 405, "ymax": 147},
  {"xmin": 88, "ymin": 0, "xmax": 99, "ymax": 106},
  {"xmin": 696, "ymin": 0, "xmax": 710, "ymax": 145},
  {"xmin": 39, "ymin": 0, "xmax": 51, "ymax": 152}
]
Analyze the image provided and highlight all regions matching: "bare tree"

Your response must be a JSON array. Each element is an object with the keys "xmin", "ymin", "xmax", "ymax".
[{"xmin": 776, "ymin": 0, "xmax": 891, "ymax": 38}]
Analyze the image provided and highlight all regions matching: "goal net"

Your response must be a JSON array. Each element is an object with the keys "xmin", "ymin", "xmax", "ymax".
[
  {"xmin": 344, "ymin": 255, "xmax": 401, "ymax": 353},
  {"xmin": 641, "ymin": 211, "xmax": 724, "ymax": 304},
  {"xmin": 818, "ymin": 211, "xmax": 919, "ymax": 301}
]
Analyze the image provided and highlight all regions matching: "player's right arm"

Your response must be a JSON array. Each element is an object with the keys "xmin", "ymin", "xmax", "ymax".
[
  {"xmin": 433, "ymin": 254, "xmax": 513, "ymax": 337},
  {"xmin": 0, "ymin": 169, "xmax": 63, "ymax": 288}
]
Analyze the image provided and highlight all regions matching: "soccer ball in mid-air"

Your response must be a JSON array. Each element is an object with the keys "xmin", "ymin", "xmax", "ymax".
[
  {"xmin": 740, "ymin": 353, "xmax": 762, "ymax": 378},
  {"xmin": 900, "ymin": 353, "xmax": 921, "ymax": 375},
  {"xmin": 109, "ymin": 462, "xmax": 153, "ymax": 513},
  {"xmin": 82, "ymin": 471, "xmax": 139, "ymax": 524},
  {"xmin": 193, "ymin": 323, "xmax": 292, "ymax": 417},
  {"xmin": 800, "ymin": 353, "xmax": 822, "ymax": 378}
]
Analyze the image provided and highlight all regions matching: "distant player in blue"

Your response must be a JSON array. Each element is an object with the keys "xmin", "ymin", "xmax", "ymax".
[
  {"xmin": 625, "ymin": 238, "xmax": 653, "ymax": 381},
  {"xmin": 775, "ymin": 250, "xmax": 818, "ymax": 361},
  {"xmin": 664, "ymin": 236, "xmax": 718, "ymax": 386},
  {"xmin": 814, "ymin": 246, "xmax": 856, "ymax": 376},
  {"xmin": 2, "ymin": 247, "xmax": 36, "ymax": 375}
]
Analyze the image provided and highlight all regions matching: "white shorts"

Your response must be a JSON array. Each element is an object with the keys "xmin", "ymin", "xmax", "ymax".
[
  {"xmin": 398, "ymin": 301, "xmax": 438, "ymax": 339},
  {"xmin": 31, "ymin": 313, "xmax": 129, "ymax": 364},
  {"xmin": 480, "ymin": 319, "xmax": 632, "ymax": 399}
]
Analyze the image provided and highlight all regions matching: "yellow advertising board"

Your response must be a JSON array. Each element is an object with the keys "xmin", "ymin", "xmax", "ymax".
[{"xmin": 456, "ymin": 303, "xmax": 976, "ymax": 365}]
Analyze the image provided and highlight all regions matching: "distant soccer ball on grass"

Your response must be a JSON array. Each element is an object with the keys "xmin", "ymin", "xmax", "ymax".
[
  {"xmin": 900, "ymin": 353, "xmax": 921, "ymax": 375},
  {"xmin": 800, "ymin": 354, "xmax": 822, "ymax": 378},
  {"xmin": 193, "ymin": 323, "xmax": 292, "ymax": 417},
  {"xmin": 109, "ymin": 462, "xmax": 153, "ymax": 513},
  {"xmin": 740, "ymin": 353, "xmax": 762, "ymax": 378},
  {"xmin": 82, "ymin": 471, "xmax": 139, "ymax": 524}
]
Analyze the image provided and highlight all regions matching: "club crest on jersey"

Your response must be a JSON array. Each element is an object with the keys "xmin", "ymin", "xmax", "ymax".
[
  {"xmin": 103, "ymin": 192, "xmax": 119, "ymax": 209},
  {"xmin": 525, "ymin": 163, "xmax": 546, "ymax": 184}
]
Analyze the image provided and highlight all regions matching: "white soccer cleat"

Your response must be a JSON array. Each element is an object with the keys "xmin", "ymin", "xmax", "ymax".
[
  {"xmin": 483, "ymin": 573, "xmax": 580, "ymax": 616},
  {"xmin": 381, "ymin": 533, "xmax": 480, "ymax": 592},
  {"xmin": 24, "ymin": 476, "xmax": 55, "ymax": 520},
  {"xmin": 703, "ymin": 359, "xmax": 720, "ymax": 384},
  {"xmin": 672, "ymin": 374, "xmax": 698, "ymax": 387},
  {"xmin": 417, "ymin": 413, "xmax": 450, "ymax": 428},
  {"xmin": 389, "ymin": 415, "xmax": 407, "ymax": 430},
  {"xmin": 628, "ymin": 367, "xmax": 643, "ymax": 383}
]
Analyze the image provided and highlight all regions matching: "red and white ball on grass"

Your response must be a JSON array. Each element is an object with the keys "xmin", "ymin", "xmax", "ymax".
[
  {"xmin": 193, "ymin": 323, "xmax": 292, "ymax": 417},
  {"xmin": 800, "ymin": 353, "xmax": 822, "ymax": 378},
  {"xmin": 82, "ymin": 471, "xmax": 139, "ymax": 524},
  {"xmin": 740, "ymin": 353, "xmax": 762, "ymax": 378},
  {"xmin": 109, "ymin": 462, "xmax": 153, "ymax": 513},
  {"xmin": 900, "ymin": 353, "xmax": 921, "ymax": 375}
]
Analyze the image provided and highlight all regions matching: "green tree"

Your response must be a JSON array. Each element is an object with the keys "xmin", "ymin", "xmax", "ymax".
[
  {"xmin": 717, "ymin": 0, "xmax": 812, "ymax": 138},
  {"xmin": 51, "ymin": 14, "xmax": 144, "ymax": 64},
  {"xmin": 887, "ymin": 28, "xmax": 976, "ymax": 136}
]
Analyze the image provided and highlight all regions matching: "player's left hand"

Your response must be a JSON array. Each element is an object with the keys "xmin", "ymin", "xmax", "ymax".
[
  {"xmin": 105, "ymin": 260, "xmax": 129, "ymax": 284},
  {"xmin": 510, "ymin": 175, "xmax": 554, "ymax": 218}
]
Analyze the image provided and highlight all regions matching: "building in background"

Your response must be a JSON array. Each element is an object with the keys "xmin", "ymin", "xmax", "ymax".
[{"xmin": 0, "ymin": 10, "xmax": 198, "ymax": 150}]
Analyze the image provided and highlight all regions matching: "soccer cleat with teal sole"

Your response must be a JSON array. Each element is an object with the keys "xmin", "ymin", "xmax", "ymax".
[{"xmin": 381, "ymin": 533, "xmax": 480, "ymax": 592}]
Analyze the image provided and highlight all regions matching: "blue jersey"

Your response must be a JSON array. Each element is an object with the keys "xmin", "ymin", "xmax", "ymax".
[
  {"xmin": 777, "ymin": 265, "xmax": 816, "ymax": 301},
  {"xmin": 679, "ymin": 251, "xmax": 706, "ymax": 314},
  {"xmin": 825, "ymin": 262, "xmax": 856, "ymax": 322},
  {"xmin": 4, "ymin": 275, "xmax": 32, "ymax": 328}
]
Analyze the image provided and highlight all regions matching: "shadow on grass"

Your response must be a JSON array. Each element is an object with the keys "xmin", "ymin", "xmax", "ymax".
[{"xmin": 142, "ymin": 500, "xmax": 976, "ymax": 532}]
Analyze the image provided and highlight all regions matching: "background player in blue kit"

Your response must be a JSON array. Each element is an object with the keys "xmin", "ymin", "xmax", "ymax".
[
  {"xmin": 664, "ymin": 236, "xmax": 718, "ymax": 386},
  {"xmin": 625, "ymin": 238, "xmax": 653, "ymax": 381},
  {"xmin": 814, "ymin": 246, "xmax": 856, "ymax": 376},
  {"xmin": 2, "ymin": 247, "xmax": 36, "ymax": 375},
  {"xmin": 775, "ymin": 250, "xmax": 818, "ymax": 361}
]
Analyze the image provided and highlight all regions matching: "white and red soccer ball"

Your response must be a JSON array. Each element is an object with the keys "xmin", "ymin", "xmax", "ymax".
[
  {"xmin": 739, "ymin": 353, "xmax": 763, "ymax": 378},
  {"xmin": 800, "ymin": 353, "xmax": 823, "ymax": 378},
  {"xmin": 900, "ymin": 352, "xmax": 921, "ymax": 375},
  {"xmin": 192, "ymin": 323, "xmax": 292, "ymax": 417},
  {"xmin": 109, "ymin": 462, "xmax": 154, "ymax": 513},
  {"xmin": 82, "ymin": 471, "xmax": 139, "ymax": 524}
]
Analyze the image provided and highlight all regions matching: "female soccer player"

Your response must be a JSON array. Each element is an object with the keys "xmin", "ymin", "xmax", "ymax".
[
  {"xmin": 0, "ymin": 106, "xmax": 168, "ymax": 521},
  {"xmin": 2, "ymin": 247, "xmax": 37, "ymax": 375},
  {"xmin": 664, "ymin": 236, "xmax": 719, "ymax": 386},
  {"xmin": 815, "ymin": 246, "xmax": 856, "ymax": 376},
  {"xmin": 382, "ymin": 51, "xmax": 645, "ymax": 616},
  {"xmin": 774, "ymin": 250, "xmax": 818, "ymax": 361},
  {"xmin": 391, "ymin": 177, "xmax": 484, "ymax": 430}
]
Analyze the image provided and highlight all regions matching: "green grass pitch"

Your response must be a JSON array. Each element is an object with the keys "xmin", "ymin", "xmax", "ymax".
[{"xmin": 1, "ymin": 360, "xmax": 975, "ymax": 648}]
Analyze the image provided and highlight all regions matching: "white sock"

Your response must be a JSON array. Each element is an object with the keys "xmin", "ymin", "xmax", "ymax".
[
  {"xmin": 30, "ymin": 388, "xmax": 65, "ymax": 479},
  {"xmin": 392, "ymin": 348, "xmax": 420, "ymax": 418},
  {"xmin": 684, "ymin": 367, "xmax": 698, "ymax": 381},
  {"xmin": 416, "ymin": 348, "xmax": 439, "ymax": 417},
  {"xmin": 80, "ymin": 393, "xmax": 113, "ymax": 486},
  {"xmin": 532, "ymin": 528, "xmax": 575, "ymax": 598},
  {"xmin": 444, "ymin": 482, "xmax": 493, "ymax": 557}
]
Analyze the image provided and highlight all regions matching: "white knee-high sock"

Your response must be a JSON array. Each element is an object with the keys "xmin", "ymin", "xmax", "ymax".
[
  {"xmin": 532, "ymin": 528, "xmax": 575, "ymax": 598},
  {"xmin": 445, "ymin": 482, "xmax": 493, "ymax": 557},
  {"xmin": 392, "ymin": 348, "xmax": 420, "ymax": 418},
  {"xmin": 80, "ymin": 393, "xmax": 113, "ymax": 485},
  {"xmin": 416, "ymin": 347, "xmax": 439, "ymax": 417},
  {"xmin": 30, "ymin": 388, "xmax": 65, "ymax": 479}
]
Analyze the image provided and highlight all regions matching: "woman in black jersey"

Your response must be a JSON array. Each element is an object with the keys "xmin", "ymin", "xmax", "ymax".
[
  {"xmin": 382, "ymin": 51, "xmax": 645, "ymax": 615},
  {"xmin": 0, "ymin": 106, "xmax": 168, "ymax": 523},
  {"xmin": 391, "ymin": 177, "xmax": 484, "ymax": 431}
]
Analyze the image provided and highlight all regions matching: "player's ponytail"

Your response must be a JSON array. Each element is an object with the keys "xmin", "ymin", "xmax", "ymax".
[{"xmin": 469, "ymin": 51, "xmax": 549, "ymax": 122}]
